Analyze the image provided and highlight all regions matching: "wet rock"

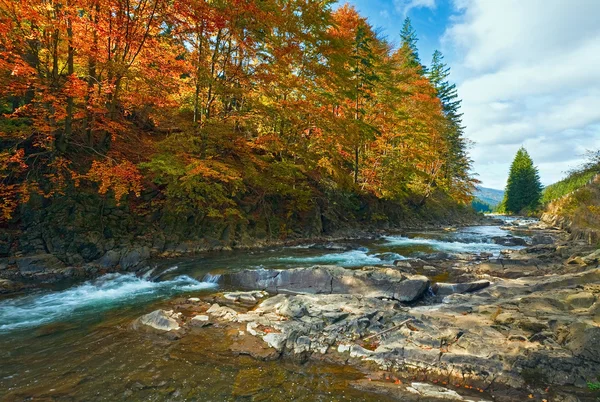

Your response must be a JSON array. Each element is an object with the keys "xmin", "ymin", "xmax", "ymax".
[
  {"xmin": 0, "ymin": 278, "xmax": 24, "ymax": 293},
  {"xmin": 432, "ymin": 280, "xmax": 490, "ymax": 297},
  {"xmin": 492, "ymin": 236, "xmax": 528, "ymax": 247},
  {"xmin": 222, "ymin": 266, "xmax": 430, "ymax": 303},
  {"xmin": 134, "ymin": 309, "xmax": 181, "ymax": 331}
]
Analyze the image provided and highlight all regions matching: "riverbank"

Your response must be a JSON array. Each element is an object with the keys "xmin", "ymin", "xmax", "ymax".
[
  {"xmin": 132, "ymin": 218, "xmax": 600, "ymax": 401},
  {"xmin": 0, "ymin": 193, "xmax": 481, "ymax": 295}
]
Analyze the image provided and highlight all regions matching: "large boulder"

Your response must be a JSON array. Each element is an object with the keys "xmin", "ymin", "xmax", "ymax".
[{"xmin": 222, "ymin": 265, "xmax": 430, "ymax": 303}]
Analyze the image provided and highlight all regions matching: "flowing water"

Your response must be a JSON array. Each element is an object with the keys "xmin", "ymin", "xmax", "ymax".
[{"xmin": 0, "ymin": 223, "xmax": 528, "ymax": 401}]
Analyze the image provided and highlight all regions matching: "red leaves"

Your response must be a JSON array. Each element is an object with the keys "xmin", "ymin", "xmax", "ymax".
[{"xmin": 86, "ymin": 160, "xmax": 142, "ymax": 203}]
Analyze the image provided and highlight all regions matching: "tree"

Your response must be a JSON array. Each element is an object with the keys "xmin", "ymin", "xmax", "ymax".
[
  {"xmin": 428, "ymin": 49, "xmax": 475, "ymax": 201},
  {"xmin": 400, "ymin": 17, "xmax": 422, "ymax": 71},
  {"xmin": 503, "ymin": 147, "xmax": 543, "ymax": 213}
]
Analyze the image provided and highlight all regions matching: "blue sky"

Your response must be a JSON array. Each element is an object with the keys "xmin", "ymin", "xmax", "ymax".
[{"xmin": 335, "ymin": 0, "xmax": 600, "ymax": 190}]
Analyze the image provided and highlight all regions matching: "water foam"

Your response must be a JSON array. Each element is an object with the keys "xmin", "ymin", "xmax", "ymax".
[
  {"xmin": 274, "ymin": 249, "xmax": 403, "ymax": 267},
  {"xmin": 382, "ymin": 235, "xmax": 524, "ymax": 254},
  {"xmin": 0, "ymin": 273, "xmax": 216, "ymax": 333}
]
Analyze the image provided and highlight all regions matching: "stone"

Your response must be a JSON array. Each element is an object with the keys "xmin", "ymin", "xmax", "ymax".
[
  {"xmin": 97, "ymin": 250, "xmax": 122, "ymax": 268},
  {"xmin": 566, "ymin": 292, "xmax": 596, "ymax": 309},
  {"xmin": 406, "ymin": 382, "xmax": 466, "ymax": 401},
  {"xmin": 189, "ymin": 315, "xmax": 211, "ymax": 327},
  {"xmin": 222, "ymin": 266, "xmax": 430, "ymax": 303},
  {"xmin": 582, "ymin": 249, "xmax": 600, "ymax": 265},
  {"xmin": 432, "ymin": 280, "xmax": 490, "ymax": 297},
  {"xmin": 0, "ymin": 278, "xmax": 23, "ymax": 293},
  {"xmin": 120, "ymin": 247, "xmax": 150, "ymax": 270},
  {"xmin": 262, "ymin": 333, "xmax": 286, "ymax": 351},
  {"xmin": 135, "ymin": 310, "xmax": 180, "ymax": 331},
  {"xmin": 16, "ymin": 254, "xmax": 65, "ymax": 274},
  {"xmin": 531, "ymin": 234, "xmax": 555, "ymax": 245},
  {"xmin": 492, "ymin": 236, "xmax": 528, "ymax": 247}
]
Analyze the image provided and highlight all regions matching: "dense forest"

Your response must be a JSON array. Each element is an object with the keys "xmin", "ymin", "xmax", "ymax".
[{"xmin": 0, "ymin": 0, "xmax": 475, "ymax": 230}]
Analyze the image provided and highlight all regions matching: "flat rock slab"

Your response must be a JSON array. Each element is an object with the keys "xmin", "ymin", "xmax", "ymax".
[
  {"xmin": 432, "ymin": 280, "xmax": 490, "ymax": 297},
  {"xmin": 222, "ymin": 265, "xmax": 430, "ymax": 303}
]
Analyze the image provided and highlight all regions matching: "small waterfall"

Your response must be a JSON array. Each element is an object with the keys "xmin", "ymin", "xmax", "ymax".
[
  {"xmin": 426, "ymin": 286, "xmax": 436, "ymax": 298},
  {"xmin": 202, "ymin": 273, "xmax": 222, "ymax": 284}
]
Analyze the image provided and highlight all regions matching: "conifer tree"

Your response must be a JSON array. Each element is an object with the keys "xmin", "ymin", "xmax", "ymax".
[
  {"xmin": 428, "ymin": 50, "xmax": 472, "ymax": 194},
  {"xmin": 400, "ymin": 18, "xmax": 422, "ymax": 71},
  {"xmin": 503, "ymin": 148, "xmax": 543, "ymax": 213}
]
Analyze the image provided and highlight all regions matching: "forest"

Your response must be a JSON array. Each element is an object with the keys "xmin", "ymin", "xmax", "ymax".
[{"xmin": 0, "ymin": 0, "xmax": 475, "ymax": 227}]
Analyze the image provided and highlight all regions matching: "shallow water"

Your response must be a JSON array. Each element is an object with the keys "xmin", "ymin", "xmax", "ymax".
[{"xmin": 0, "ymin": 224, "xmax": 528, "ymax": 400}]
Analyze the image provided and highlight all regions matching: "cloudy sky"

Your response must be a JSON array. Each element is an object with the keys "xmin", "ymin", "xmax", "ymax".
[{"xmin": 338, "ymin": 0, "xmax": 600, "ymax": 189}]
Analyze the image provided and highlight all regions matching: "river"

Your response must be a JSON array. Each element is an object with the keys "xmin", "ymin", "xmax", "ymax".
[{"xmin": 0, "ymin": 220, "xmax": 530, "ymax": 401}]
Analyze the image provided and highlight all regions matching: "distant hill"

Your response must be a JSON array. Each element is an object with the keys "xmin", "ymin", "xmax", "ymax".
[{"xmin": 474, "ymin": 187, "xmax": 504, "ymax": 208}]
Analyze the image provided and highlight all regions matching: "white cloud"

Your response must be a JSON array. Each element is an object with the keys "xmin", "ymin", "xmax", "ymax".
[
  {"xmin": 394, "ymin": 0, "xmax": 437, "ymax": 16},
  {"xmin": 441, "ymin": 0, "xmax": 600, "ymax": 189}
]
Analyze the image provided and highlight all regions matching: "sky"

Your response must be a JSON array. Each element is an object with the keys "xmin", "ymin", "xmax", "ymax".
[{"xmin": 336, "ymin": 0, "xmax": 600, "ymax": 190}]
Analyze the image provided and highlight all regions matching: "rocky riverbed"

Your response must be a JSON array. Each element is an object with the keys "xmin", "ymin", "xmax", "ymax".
[{"xmin": 133, "ymin": 219, "xmax": 600, "ymax": 401}]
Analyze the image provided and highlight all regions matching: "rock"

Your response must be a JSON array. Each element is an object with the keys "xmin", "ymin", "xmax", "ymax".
[
  {"xmin": 492, "ymin": 236, "xmax": 528, "ymax": 247},
  {"xmin": 206, "ymin": 303, "xmax": 238, "ymax": 320},
  {"xmin": 567, "ymin": 256, "xmax": 586, "ymax": 265},
  {"xmin": 406, "ymin": 382, "xmax": 466, "ymax": 401},
  {"xmin": 135, "ymin": 309, "xmax": 181, "ymax": 331},
  {"xmin": 0, "ymin": 278, "xmax": 23, "ymax": 293},
  {"xmin": 222, "ymin": 266, "xmax": 430, "ymax": 303},
  {"xmin": 189, "ymin": 315, "xmax": 211, "ymax": 327},
  {"xmin": 531, "ymin": 234, "xmax": 555, "ymax": 245},
  {"xmin": 222, "ymin": 291, "xmax": 268, "ymax": 304},
  {"xmin": 97, "ymin": 250, "xmax": 122, "ymax": 268},
  {"xmin": 262, "ymin": 333, "xmax": 287, "ymax": 351},
  {"xmin": 120, "ymin": 247, "xmax": 150, "ymax": 270},
  {"xmin": 432, "ymin": 280, "xmax": 490, "ymax": 297},
  {"xmin": 582, "ymin": 249, "xmax": 600, "ymax": 265},
  {"xmin": 16, "ymin": 254, "xmax": 65, "ymax": 274},
  {"xmin": 524, "ymin": 244, "xmax": 557, "ymax": 254},
  {"xmin": 566, "ymin": 326, "xmax": 600, "ymax": 363},
  {"xmin": 566, "ymin": 292, "xmax": 596, "ymax": 309}
]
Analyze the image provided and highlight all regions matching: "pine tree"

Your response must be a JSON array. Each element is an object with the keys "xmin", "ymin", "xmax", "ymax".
[{"xmin": 503, "ymin": 148, "xmax": 543, "ymax": 214}]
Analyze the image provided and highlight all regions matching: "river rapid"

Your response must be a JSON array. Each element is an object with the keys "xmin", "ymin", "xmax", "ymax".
[{"xmin": 0, "ymin": 219, "xmax": 530, "ymax": 401}]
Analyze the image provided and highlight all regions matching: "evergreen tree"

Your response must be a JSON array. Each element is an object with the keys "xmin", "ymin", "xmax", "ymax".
[
  {"xmin": 428, "ymin": 50, "xmax": 473, "ymax": 196},
  {"xmin": 503, "ymin": 148, "xmax": 543, "ymax": 213},
  {"xmin": 400, "ymin": 18, "xmax": 422, "ymax": 71},
  {"xmin": 351, "ymin": 24, "xmax": 379, "ymax": 183}
]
